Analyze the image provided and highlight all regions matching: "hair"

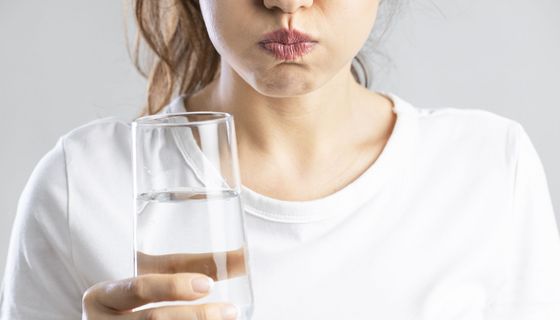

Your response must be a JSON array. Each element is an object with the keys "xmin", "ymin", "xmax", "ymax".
[{"xmin": 127, "ymin": 0, "xmax": 404, "ymax": 117}]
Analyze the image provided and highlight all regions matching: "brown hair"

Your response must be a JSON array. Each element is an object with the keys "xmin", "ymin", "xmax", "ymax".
[{"xmin": 129, "ymin": 0, "xmax": 401, "ymax": 117}]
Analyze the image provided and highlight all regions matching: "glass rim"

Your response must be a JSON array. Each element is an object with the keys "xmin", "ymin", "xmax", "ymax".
[{"xmin": 132, "ymin": 111, "xmax": 232, "ymax": 127}]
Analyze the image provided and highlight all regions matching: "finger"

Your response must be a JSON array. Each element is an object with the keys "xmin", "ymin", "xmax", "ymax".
[
  {"xmin": 137, "ymin": 247, "xmax": 247, "ymax": 281},
  {"xmin": 92, "ymin": 273, "xmax": 214, "ymax": 311},
  {"xmin": 116, "ymin": 303, "xmax": 240, "ymax": 320}
]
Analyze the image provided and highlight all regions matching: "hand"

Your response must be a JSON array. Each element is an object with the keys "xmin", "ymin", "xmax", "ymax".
[
  {"xmin": 82, "ymin": 272, "xmax": 239, "ymax": 320},
  {"xmin": 136, "ymin": 247, "xmax": 247, "ymax": 280}
]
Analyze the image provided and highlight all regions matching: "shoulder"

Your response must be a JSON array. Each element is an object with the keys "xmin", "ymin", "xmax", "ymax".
[
  {"xmin": 410, "ymin": 105, "xmax": 526, "ymax": 171},
  {"xmin": 416, "ymin": 106, "xmax": 521, "ymax": 147},
  {"xmin": 415, "ymin": 106, "xmax": 520, "ymax": 138},
  {"xmin": 23, "ymin": 116, "xmax": 133, "ymax": 215},
  {"xmin": 15, "ymin": 117, "xmax": 131, "ymax": 246},
  {"xmin": 59, "ymin": 116, "xmax": 132, "ymax": 167},
  {"xmin": 387, "ymin": 93, "xmax": 521, "ymax": 146},
  {"xmin": 60, "ymin": 116, "xmax": 131, "ymax": 149}
]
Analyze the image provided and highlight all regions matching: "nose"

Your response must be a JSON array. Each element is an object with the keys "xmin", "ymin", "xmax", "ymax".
[{"xmin": 263, "ymin": 0, "xmax": 313, "ymax": 14}]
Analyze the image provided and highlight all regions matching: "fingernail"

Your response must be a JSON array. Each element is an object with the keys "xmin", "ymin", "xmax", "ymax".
[
  {"xmin": 221, "ymin": 304, "xmax": 239, "ymax": 320},
  {"xmin": 191, "ymin": 276, "xmax": 214, "ymax": 293}
]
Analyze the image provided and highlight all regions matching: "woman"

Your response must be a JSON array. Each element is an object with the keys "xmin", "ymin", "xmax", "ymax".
[{"xmin": 2, "ymin": 0, "xmax": 560, "ymax": 319}]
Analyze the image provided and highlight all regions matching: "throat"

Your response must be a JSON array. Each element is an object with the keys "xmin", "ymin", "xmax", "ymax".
[{"xmin": 239, "ymin": 137, "xmax": 388, "ymax": 201}]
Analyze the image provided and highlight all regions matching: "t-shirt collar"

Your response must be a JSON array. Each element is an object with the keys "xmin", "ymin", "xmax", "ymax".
[{"xmin": 163, "ymin": 91, "xmax": 419, "ymax": 223}]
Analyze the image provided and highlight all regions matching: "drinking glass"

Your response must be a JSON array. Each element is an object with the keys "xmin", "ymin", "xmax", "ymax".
[{"xmin": 132, "ymin": 111, "xmax": 254, "ymax": 319}]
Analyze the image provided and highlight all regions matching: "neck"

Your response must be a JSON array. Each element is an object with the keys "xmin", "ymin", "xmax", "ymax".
[{"xmin": 190, "ymin": 61, "xmax": 375, "ymax": 164}]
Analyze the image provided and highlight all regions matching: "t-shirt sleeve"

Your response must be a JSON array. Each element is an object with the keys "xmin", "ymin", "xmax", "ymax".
[
  {"xmin": 0, "ymin": 137, "xmax": 84, "ymax": 319},
  {"xmin": 486, "ymin": 123, "xmax": 560, "ymax": 319}
]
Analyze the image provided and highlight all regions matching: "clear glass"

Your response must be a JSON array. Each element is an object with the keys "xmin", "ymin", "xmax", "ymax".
[{"xmin": 132, "ymin": 112, "xmax": 254, "ymax": 319}]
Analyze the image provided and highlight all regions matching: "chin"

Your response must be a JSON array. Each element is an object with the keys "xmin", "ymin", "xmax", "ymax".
[{"xmin": 254, "ymin": 73, "xmax": 318, "ymax": 97}]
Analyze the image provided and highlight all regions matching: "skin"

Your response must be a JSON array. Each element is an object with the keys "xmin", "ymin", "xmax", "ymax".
[
  {"xmin": 83, "ymin": 0, "xmax": 395, "ymax": 318},
  {"xmin": 189, "ymin": 0, "xmax": 396, "ymax": 200}
]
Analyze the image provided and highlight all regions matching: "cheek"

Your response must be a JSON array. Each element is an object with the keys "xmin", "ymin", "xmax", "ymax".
[
  {"xmin": 199, "ymin": 0, "xmax": 379, "ymax": 84},
  {"xmin": 199, "ymin": 1, "xmax": 257, "ymax": 56},
  {"xmin": 330, "ymin": 2, "xmax": 379, "ymax": 45},
  {"xmin": 199, "ymin": 1, "xmax": 230, "ymax": 54},
  {"xmin": 332, "ymin": 1, "xmax": 378, "ymax": 36}
]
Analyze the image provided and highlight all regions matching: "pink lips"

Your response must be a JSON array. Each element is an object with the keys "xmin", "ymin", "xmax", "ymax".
[{"xmin": 258, "ymin": 28, "xmax": 317, "ymax": 61}]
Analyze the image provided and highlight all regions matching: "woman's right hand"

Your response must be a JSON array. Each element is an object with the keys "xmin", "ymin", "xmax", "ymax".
[{"xmin": 82, "ymin": 273, "xmax": 239, "ymax": 320}]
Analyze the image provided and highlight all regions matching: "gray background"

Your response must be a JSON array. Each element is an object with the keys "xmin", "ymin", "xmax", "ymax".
[{"xmin": 1, "ymin": 0, "xmax": 558, "ymax": 279}]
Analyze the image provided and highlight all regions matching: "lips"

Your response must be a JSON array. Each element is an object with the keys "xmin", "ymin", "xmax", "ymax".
[
  {"xmin": 260, "ymin": 28, "xmax": 316, "ymax": 45},
  {"xmin": 259, "ymin": 42, "xmax": 316, "ymax": 61},
  {"xmin": 258, "ymin": 28, "xmax": 318, "ymax": 60}
]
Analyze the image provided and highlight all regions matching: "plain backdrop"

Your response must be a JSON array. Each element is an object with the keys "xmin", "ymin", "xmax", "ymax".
[{"xmin": 1, "ymin": 0, "xmax": 558, "ymax": 280}]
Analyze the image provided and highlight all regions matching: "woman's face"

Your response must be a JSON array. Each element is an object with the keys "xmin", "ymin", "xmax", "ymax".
[{"xmin": 198, "ymin": 0, "xmax": 380, "ymax": 96}]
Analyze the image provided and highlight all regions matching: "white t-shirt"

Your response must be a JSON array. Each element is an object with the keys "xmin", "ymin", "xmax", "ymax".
[{"xmin": 2, "ymin": 92, "xmax": 560, "ymax": 319}]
